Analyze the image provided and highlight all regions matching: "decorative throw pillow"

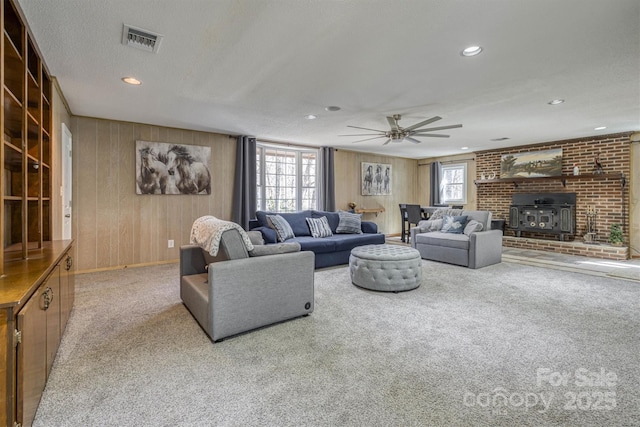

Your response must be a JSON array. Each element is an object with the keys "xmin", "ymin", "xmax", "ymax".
[
  {"xmin": 306, "ymin": 216, "xmax": 333, "ymax": 238},
  {"xmin": 418, "ymin": 219, "xmax": 443, "ymax": 232},
  {"xmin": 336, "ymin": 210, "xmax": 363, "ymax": 234},
  {"xmin": 463, "ymin": 219, "xmax": 484, "ymax": 236},
  {"xmin": 441, "ymin": 215, "xmax": 468, "ymax": 234},
  {"xmin": 429, "ymin": 208, "xmax": 463, "ymax": 220},
  {"xmin": 266, "ymin": 214, "xmax": 295, "ymax": 242},
  {"xmin": 429, "ymin": 219, "xmax": 444, "ymax": 231}
]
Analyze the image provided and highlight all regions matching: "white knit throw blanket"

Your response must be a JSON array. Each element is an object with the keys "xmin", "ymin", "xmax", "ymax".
[{"xmin": 189, "ymin": 216, "xmax": 254, "ymax": 256}]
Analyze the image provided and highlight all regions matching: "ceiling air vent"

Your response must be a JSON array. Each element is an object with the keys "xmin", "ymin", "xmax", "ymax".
[{"xmin": 122, "ymin": 24, "xmax": 163, "ymax": 53}]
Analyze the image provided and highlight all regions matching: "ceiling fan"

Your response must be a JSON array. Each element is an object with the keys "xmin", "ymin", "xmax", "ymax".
[{"xmin": 340, "ymin": 114, "xmax": 462, "ymax": 145}]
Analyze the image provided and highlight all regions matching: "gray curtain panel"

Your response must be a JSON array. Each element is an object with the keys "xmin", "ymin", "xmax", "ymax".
[
  {"xmin": 232, "ymin": 136, "xmax": 257, "ymax": 229},
  {"xmin": 318, "ymin": 147, "xmax": 335, "ymax": 211},
  {"xmin": 429, "ymin": 161, "xmax": 442, "ymax": 206}
]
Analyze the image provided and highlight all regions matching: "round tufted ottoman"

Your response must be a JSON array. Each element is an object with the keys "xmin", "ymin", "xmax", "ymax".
[{"xmin": 349, "ymin": 244, "xmax": 422, "ymax": 292}]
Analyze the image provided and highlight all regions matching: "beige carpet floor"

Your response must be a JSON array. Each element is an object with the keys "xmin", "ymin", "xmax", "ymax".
[{"xmin": 34, "ymin": 260, "xmax": 639, "ymax": 426}]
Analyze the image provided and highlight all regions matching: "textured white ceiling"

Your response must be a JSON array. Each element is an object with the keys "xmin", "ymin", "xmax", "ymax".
[{"xmin": 16, "ymin": 0, "xmax": 640, "ymax": 159}]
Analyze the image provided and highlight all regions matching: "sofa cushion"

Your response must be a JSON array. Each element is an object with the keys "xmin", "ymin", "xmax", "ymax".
[
  {"xmin": 415, "ymin": 231, "xmax": 470, "ymax": 250},
  {"xmin": 256, "ymin": 210, "xmax": 313, "ymax": 236},
  {"xmin": 417, "ymin": 219, "xmax": 443, "ymax": 232},
  {"xmin": 361, "ymin": 221, "xmax": 378, "ymax": 234},
  {"xmin": 247, "ymin": 230, "xmax": 264, "ymax": 245},
  {"xmin": 253, "ymin": 226, "xmax": 277, "ymax": 244},
  {"xmin": 249, "ymin": 242, "xmax": 301, "ymax": 257},
  {"xmin": 442, "ymin": 215, "xmax": 468, "ymax": 234},
  {"xmin": 312, "ymin": 210, "xmax": 340, "ymax": 233},
  {"xmin": 331, "ymin": 233, "xmax": 385, "ymax": 252},
  {"xmin": 306, "ymin": 216, "xmax": 333, "ymax": 238},
  {"xmin": 336, "ymin": 210, "xmax": 363, "ymax": 234},
  {"xmin": 289, "ymin": 236, "xmax": 337, "ymax": 254},
  {"xmin": 429, "ymin": 208, "xmax": 463, "ymax": 220},
  {"xmin": 464, "ymin": 219, "xmax": 484, "ymax": 236},
  {"xmin": 267, "ymin": 214, "xmax": 295, "ymax": 242},
  {"xmin": 461, "ymin": 210, "xmax": 492, "ymax": 231}
]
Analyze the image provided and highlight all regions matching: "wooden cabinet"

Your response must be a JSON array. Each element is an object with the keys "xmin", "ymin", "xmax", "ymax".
[
  {"xmin": 59, "ymin": 254, "xmax": 74, "ymax": 333},
  {"xmin": 2, "ymin": 0, "xmax": 53, "ymax": 275},
  {"xmin": 0, "ymin": 240, "xmax": 74, "ymax": 427},
  {"xmin": 15, "ymin": 279, "xmax": 48, "ymax": 427},
  {"xmin": 0, "ymin": 2, "xmax": 63, "ymax": 425}
]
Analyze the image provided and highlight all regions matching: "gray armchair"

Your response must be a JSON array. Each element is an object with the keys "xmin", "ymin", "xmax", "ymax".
[{"xmin": 180, "ymin": 228, "xmax": 315, "ymax": 342}]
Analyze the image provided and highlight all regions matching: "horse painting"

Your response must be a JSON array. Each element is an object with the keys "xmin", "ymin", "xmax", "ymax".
[
  {"xmin": 166, "ymin": 145, "xmax": 211, "ymax": 194},
  {"xmin": 374, "ymin": 164, "xmax": 383, "ymax": 193},
  {"xmin": 383, "ymin": 166, "xmax": 390, "ymax": 193},
  {"xmin": 363, "ymin": 164, "xmax": 373, "ymax": 194},
  {"xmin": 361, "ymin": 162, "xmax": 392, "ymax": 195},
  {"xmin": 137, "ymin": 146, "xmax": 169, "ymax": 194}
]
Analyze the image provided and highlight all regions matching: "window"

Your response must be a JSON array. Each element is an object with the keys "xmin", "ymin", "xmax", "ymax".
[
  {"xmin": 256, "ymin": 144, "xmax": 318, "ymax": 212},
  {"xmin": 440, "ymin": 163, "xmax": 467, "ymax": 204}
]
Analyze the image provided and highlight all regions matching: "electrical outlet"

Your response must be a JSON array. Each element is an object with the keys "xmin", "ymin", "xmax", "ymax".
[{"xmin": 168, "ymin": 239, "xmax": 174, "ymax": 248}]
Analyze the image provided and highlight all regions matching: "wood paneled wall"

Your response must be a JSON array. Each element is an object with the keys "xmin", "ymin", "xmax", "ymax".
[
  {"xmin": 334, "ymin": 149, "xmax": 418, "ymax": 235},
  {"xmin": 70, "ymin": 117, "xmax": 235, "ymax": 272}
]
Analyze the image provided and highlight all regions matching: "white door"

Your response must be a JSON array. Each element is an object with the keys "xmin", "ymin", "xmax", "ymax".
[{"xmin": 62, "ymin": 123, "xmax": 72, "ymax": 240}]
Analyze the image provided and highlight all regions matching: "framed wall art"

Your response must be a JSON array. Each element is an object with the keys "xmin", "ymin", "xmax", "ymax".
[
  {"xmin": 361, "ymin": 162, "xmax": 391, "ymax": 195},
  {"xmin": 500, "ymin": 148, "xmax": 562, "ymax": 178},
  {"xmin": 136, "ymin": 140, "xmax": 211, "ymax": 195}
]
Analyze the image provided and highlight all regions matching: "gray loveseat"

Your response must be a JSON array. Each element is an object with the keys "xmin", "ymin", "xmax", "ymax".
[
  {"xmin": 410, "ymin": 209, "xmax": 502, "ymax": 269},
  {"xmin": 180, "ymin": 228, "xmax": 314, "ymax": 342},
  {"xmin": 250, "ymin": 210, "xmax": 385, "ymax": 269}
]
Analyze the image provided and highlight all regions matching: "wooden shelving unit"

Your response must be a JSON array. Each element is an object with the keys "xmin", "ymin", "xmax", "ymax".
[
  {"xmin": 355, "ymin": 207, "xmax": 385, "ymax": 217},
  {"xmin": 1, "ymin": 0, "xmax": 52, "ymax": 274},
  {"xmin": 473, "ymin": 172, "xmax": 626, "ymax": 188},
  {"xmin": 0, "ymin": 4, "xmax": 68, "ymax": 427}
]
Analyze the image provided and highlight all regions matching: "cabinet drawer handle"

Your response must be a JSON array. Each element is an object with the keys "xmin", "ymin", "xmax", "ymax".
[{"xmin": 43, "ymin": 287, "xmax": 54, "ymax": 310}]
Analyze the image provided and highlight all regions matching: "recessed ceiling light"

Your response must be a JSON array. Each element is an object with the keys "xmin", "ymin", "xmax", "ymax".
[
  {"xmin": 460, "ymin": 147, "xmax": 469, "ymax": 150},
  {"xmin": 325, "ymin": 106, "xmax": 341, "ymax": 112},
  {"xmin": 461, "ymin": 46, "xmax": 483, "ymax": 57},
  {"xmin": 594, "ymin": 126, "xmax": 607, "ymax": 130},
  {"xmin": 548, "ymin": 99, "xmax": 564, "ymax": 105},
  {"xmin": 305, "ymin": 114, "xmax": 317, "ymax": 120},
  {"xmin": 122, "ymin": 76, "xmax": 142, "ymax": 85}
]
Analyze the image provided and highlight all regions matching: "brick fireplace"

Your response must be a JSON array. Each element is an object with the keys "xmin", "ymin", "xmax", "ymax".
[{"xmin": 475, "ymin": 133, "xmax": 631, "ymax": 260}]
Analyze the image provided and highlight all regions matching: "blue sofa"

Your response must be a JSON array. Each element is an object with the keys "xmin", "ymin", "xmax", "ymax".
[{"xmin": 250, "ymin": 210, "xmax": 385, "ymax": 269}]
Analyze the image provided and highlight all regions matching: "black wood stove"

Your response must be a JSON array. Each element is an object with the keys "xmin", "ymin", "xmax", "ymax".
[{"xmin": 509, "ymin": 193, "xmax": 576, "ymax": 241}]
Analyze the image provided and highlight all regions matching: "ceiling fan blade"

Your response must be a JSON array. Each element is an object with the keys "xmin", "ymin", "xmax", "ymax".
[
  {"xmin": 413, "ymin": 133, "xmax": 450, "ymax": 138},
  {"xmin": 339, "ymin": 133, "xmax": 384, "ymax": 137},
  {"xmin": 387, "ymin": 116, "xmax": 399, "ymax": 131},
  {"xmin": 347, "ymin": 125, "xmax": 386, "ymax": 133},
  {"xmin": 404, "ymin": 137, "xmax": 422, "ymax": 144},
  {"xmin": 382, "ymin": 138, "xmax": 391, "ymax": 145},
  {"xmin": 404, "ymin": 116, "xmax": 442, "ymax": 131},
  {"xmin": 351, "ymin": 135, "xmax": 387, "ymax": 143},
  {"xmin": 412, "ymin": 124, "xmax": 463, "ymax": 133}
]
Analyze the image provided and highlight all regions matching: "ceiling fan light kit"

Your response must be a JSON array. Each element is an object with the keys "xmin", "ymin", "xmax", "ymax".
[{"xmin": 341, "ymin": 114, "xmax": 462, "ymax": 145}]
